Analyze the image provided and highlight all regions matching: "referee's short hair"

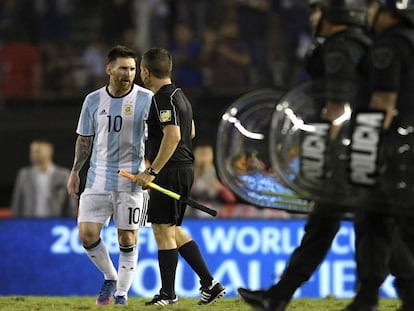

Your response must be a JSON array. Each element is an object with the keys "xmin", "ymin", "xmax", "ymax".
[{"xmin": 141, "ymin": 47, "xmax": 173, "ymax": 79}]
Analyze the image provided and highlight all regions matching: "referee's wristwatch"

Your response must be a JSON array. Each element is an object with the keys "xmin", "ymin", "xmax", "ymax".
[{"xmin": 146, "ymin": 167, "xmax": 158, "ymax": 177}]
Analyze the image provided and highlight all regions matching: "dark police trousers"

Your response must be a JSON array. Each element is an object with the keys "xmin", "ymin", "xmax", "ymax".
[
  {"xmin": 354, "ymin": 210, "xmax": 414, "ymax": 304},
  {"xmin": 267, "ymin": 204, "xmax": 342, "ymax": 299}
]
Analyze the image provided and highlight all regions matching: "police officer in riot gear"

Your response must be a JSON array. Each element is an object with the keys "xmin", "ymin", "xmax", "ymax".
[
  {"xmin": 238, "ymin": 1, "xmax": 371, "ymax": 310},
  {"xmin": 345, "ymin": 1, "xmax": 414, "ymax": 310}
]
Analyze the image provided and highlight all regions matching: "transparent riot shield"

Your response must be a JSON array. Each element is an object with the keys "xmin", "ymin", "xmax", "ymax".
[
  {"xmin": 269, "ymin": 81, "xmax": 358, "ymax": 212},
  {"xmin": 268, "ymin": 80, "xmax": 414, "ymax": 215},
  {"xmin": 215, "ymin": 89, "xmax": 313, "ymax": 213},
  {"xmin": 374, "ymin": 115, "xmax": 414, "ymax": 214}
]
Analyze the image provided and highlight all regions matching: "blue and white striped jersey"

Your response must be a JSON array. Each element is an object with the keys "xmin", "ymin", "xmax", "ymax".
[{"xmin": 76, "ymin": 84, "xmax": 153, "ymax": 192}]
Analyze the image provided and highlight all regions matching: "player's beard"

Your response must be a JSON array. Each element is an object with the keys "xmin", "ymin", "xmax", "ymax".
[{"xmin": 118, "ymin": 79, "xmax": 133, "ymax": 93}]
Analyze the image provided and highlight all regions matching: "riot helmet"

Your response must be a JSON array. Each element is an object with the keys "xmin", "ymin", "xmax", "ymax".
[
  {"xmin": 322, "ymin": 0, "xmax": 367, "ymax": 26},
  {"xmin": 378, "ymin": 0, "xmax": 414, "ymax": 26},
  {"xmin": 309, "ymin": 0, "xmax": 324, "ymax": 36},
  {"xmin": 309, "ymin": 0, "xmax": 323, "ymax": 6}
]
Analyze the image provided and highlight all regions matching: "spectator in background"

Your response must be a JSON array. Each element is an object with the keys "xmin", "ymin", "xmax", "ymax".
[
  {"xmin": 133, "ymin": 0, "xmax": 170, "ymax": 52},
  {"xmin": 188, "ymin": 143, "xmax": 236, "ymax": 217},
  {"xmin": 33, "ymin": 0, "xmax": 73, "ymax": 44},
  {"xmin": 40, "ymin": 41, "xmax": 62, "ymax": 99},
  {"xmin": 0, "ymin": 0, "xmax": 21, "ymax": 34},
  {"xmin": 40, "ymin": 41, "xmax": 82, "ymax": 99},
  {"xmin": 276, "ymin": 1, "xmax": 313, "ymax": 88},
  {"xmin": 58, "ymin": 42, "xmax": 84, "ymax": 98},
  {"xmin": 11, "ymin": 139, "xmax": 76, "ymax": 218},
  {"xmin": 0, "ymin": 0, "xmax": 35, "ymax": 44},
  {"xmin": 235, "ymin": 0, "xmax": 272, "ymax": 86},
  {"xmin": 120, "ymin": 28, "xmax": 141, "ymax": 55},
  {"xmin": 100, "ymin": 0, "xmax": 134, "ymax": 46},
  {"xmin": 201, "ymin": 20, "xmax": 252, "ymax": 93},
  {"xmin": 267, "ymin": 12, "xmax": 295, "ymax": 89},
  {"xmin": 0, "ymin": 27, "xmax": 42, "ymax": 100},
  {"xmin": 171, "ymin": 0, "xmax": 209, "ymax": 41},
  {"xmin": 169, "ymin": 22, "xmax": 204, "ymax": 90},
  {"xmin": 82, "ymin": 37, "xmax": 108, "ymax": 92}
]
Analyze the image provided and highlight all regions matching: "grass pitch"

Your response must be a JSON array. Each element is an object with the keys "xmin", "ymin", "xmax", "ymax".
[{"xmin": 0, "ymin": 296, "xmax": 401, "ymax": 311}]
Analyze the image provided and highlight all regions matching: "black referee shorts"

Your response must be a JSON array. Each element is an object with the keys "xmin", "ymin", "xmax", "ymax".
[{"xmin": 147, "ymin": 166, "xmax": 194, "ymax": 226}]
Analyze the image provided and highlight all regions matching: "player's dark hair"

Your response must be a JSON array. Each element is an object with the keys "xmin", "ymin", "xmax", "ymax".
[
  {"xmin": 141, "ymin": 47, "xmax": 173, "ymax": 79},
  {"xmin": 107, "ymin": 45, "xmax": 137, "ymax": 64}
]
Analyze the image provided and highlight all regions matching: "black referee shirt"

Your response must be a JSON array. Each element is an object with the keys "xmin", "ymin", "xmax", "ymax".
[{"xmin": 146, "ymin": 83, "xmax": 194, "ymax": 167}]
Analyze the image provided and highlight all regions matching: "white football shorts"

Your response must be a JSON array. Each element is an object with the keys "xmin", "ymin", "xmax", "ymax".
[{"xmin": 78, "ymin": 188, "xmax": 149, "ymax": 229}]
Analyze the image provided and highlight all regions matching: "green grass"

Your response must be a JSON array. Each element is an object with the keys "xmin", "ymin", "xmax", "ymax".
[{"xmin": 0, "ymin": 296, "xmax": 401, "ymax": 311}]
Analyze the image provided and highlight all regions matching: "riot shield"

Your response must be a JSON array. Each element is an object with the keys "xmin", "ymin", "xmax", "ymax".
[
  {"xmin": 269, "ymin": 80, "xmax": 414, "ymax": 215},
  {"xmin": 269, "ymin": 81, "xmax": 359, "ymax": 212},
  {"xmin": 215, "ymin": 89, "xmax": 313, "ymax": 213}
]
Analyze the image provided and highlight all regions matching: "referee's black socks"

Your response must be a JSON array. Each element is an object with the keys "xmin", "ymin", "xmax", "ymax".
[
  {"xmin": 179, "ymin": 240, "xmax": 213, "ymax": 288},
  {"xmin": 158, "ymin": 249, "xmax": 178, "ymax": 298}
]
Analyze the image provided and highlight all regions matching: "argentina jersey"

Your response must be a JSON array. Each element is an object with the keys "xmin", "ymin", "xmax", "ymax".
[{"xmin": 76, "ymin": 84, "xmax": 153, "ymax": 192}]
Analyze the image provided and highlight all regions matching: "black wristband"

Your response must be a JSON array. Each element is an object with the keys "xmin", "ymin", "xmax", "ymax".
[{"xmin": 146, "ymin": 167, "xmax": 158, "ymax": 177}]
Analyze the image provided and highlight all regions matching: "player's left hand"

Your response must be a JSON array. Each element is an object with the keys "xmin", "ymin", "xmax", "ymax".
[{"xmin": 67, "ymin": 171, "xmax": 80, "ymax": 199}]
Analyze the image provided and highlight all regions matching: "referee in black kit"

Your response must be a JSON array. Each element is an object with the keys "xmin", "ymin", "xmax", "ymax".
[{"xmin": 134, "ymin": 47, "xmax": 225, "ymax": 306}]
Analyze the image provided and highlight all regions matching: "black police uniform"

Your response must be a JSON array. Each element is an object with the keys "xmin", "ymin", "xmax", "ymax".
[
  {"xmin": 146, "ymin": 83, "xmax": 194, "ymax": 225},
  {"xmin": 265, "ymin": 27, "xmax": 371, "ymax": 304},
  {"xmin": 348, "ymin": 24, "xmax": 414, "ymax": 310}
]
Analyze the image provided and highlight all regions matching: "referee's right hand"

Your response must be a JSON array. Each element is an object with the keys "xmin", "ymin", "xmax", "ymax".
[{"xmin": 135, "ymin": 171, "xmax": 155, "ymax": 189}]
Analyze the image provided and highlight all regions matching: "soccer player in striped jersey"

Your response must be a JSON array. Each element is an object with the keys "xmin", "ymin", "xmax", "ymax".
[{"xmin": 67, "ymin": 45, "xmax": 153, "ymax": 306}]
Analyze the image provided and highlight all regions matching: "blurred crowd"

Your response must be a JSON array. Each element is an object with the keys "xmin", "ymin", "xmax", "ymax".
[
  {"xmin": 0, "ymin": 0, "xmax": 311, "ymax": 102},
  {"xmin": 1, "ymin": 0, "xmax": 311, "ymax": 220}
]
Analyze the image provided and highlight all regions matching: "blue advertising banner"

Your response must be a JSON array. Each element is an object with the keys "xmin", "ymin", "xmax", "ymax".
[{"xmin": 0, "ymin": 219, "xmax": 396, "ymax": 298}]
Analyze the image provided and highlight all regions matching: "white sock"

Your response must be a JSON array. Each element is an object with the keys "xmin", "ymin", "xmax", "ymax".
[
  {"xmin": 85, "ymin": 239, "xmax": 117, "ymax": 280},
  {"xmin": 114, "ymin": 244, "xmax": 138, "ymax": 297}
]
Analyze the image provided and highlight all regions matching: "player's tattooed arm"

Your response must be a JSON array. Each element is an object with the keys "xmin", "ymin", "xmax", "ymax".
[{"xmin": 71, "ymin": 135, "xmax": 93, "ymax": 173}]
